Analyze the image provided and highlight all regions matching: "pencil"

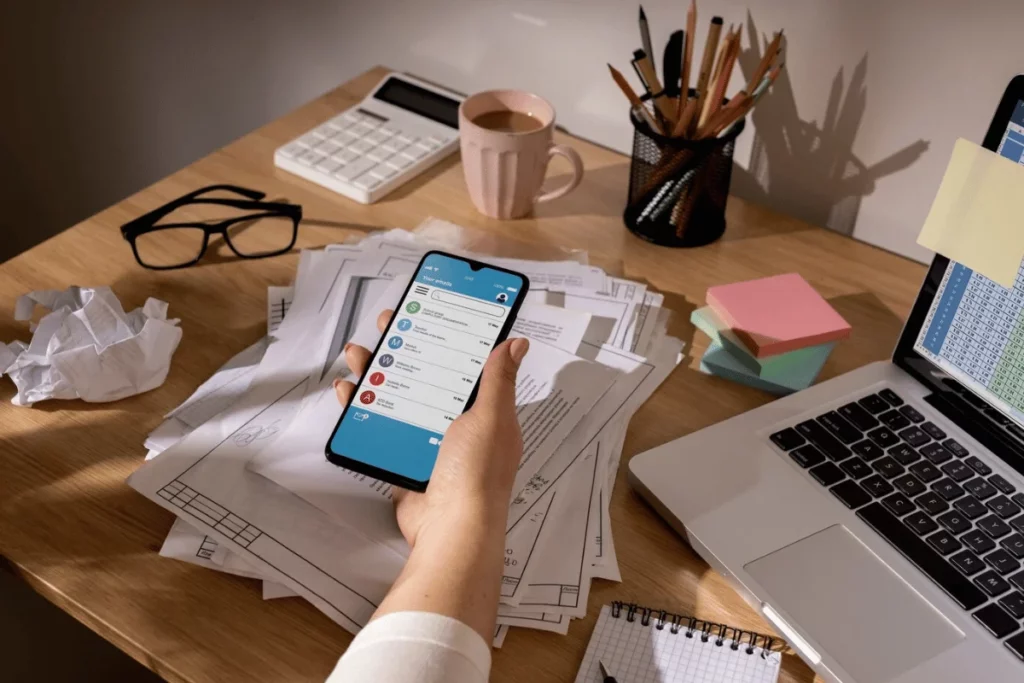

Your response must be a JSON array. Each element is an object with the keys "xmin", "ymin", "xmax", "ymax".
[
  {"xmin": 701, "ymin": 29, "xmax": 740, "ymax": 127},
  {"xmin": 746, "ymin": 31, "xmax": 782, "ymax": 93},
  {"xmin": 608, "ymin": 63, "xmax": 665, "ymax": 135},
  {"xmin": 692, "ymin": 16, "xmax": 723, "ymax": 135},
  {"xmin": 699, "ymin": 26, "xmax": 733, "ymax": 127},
  {"xmin": 632, "ymin": 49, "xmax": 677, "ymax": 127},
  {"xmin": 678, "ymin": 0, "xmax": 697, "ymax": 122},
  {"xmin": 696, "ymin": 90, "xmax": 747, "ymax": 138},
  {"xmin": 639, "ymin": 6, "xmax": 655, "ymax": 81},
  {"xmin": 674, "ymin": 97, "xmax": 699, "ymax": 137},
  {"xmin": 709, "ymin": 25, "xmax": 733, "ymax": 89}
]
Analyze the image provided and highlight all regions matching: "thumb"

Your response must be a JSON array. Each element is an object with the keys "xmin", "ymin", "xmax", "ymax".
[{"xmin": 473, "ymin": 337, "xmax": 529, "ymax": 414}]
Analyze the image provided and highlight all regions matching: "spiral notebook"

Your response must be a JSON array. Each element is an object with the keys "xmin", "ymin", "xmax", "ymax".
[{"xmin": 575, "ymin": 603, "xmax": 785, "ymax": 683}]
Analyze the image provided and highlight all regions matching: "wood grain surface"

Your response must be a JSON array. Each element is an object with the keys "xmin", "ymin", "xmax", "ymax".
[{"xmin": 0, "ymin": 66, "xmax": 926, "ymax": 683}]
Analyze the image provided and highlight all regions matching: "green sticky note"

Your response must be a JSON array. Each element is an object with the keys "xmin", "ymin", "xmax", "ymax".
[{"xmin": 692, "ymin": 306, "xmax": 833, "ymax": 391}]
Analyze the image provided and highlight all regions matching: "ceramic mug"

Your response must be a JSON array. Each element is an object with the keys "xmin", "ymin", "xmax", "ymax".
[{"xmin": 458, "ymin": 90, "xmax": 584, "ymax": 219}]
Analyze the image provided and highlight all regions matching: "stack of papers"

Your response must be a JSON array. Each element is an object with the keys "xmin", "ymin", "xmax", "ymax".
[
  {"xmin": 694, "ymin": 273, "xmax": 850, "ymax": 394},
  {"xmin": 127, "ymin": 218, "xmax": 683, "ymax": 646}
]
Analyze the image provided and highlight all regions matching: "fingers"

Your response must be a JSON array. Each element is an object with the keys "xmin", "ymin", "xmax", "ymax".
[
  {"xmin": 334, "ymin": 308, "xmax": 393, "ymax": 406},
  {"xmin": 333, "ymin": 378, "xmax": 356, "ymax": 406},
  {"xmin": 344, "ymin": 343, "xmax": 372, "ymax": 377},
  {"xmin": 473, "ymin": 337, "xmax": 529, "ymax": 415}
]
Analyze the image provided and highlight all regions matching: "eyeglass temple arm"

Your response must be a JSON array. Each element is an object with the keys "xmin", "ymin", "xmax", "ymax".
[{"xmin": 121, "ymin": 185, "xmax": 269, "ymax": 235}]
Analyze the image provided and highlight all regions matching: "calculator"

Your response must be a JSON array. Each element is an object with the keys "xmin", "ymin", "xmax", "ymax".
[{"xmin": 274, "ymin": 72, "xmax": 463, "ymax": 204}]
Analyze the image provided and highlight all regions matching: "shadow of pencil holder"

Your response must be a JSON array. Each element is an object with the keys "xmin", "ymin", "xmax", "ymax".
[{"xmin": 623, "ymin": 107, "xmax": 745, "ymax": 248}]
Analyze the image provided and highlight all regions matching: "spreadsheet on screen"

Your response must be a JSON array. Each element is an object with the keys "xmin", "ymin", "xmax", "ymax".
[{"xmin": 915, "ymin": 99, "xmax": 1024, "ymax": 426}]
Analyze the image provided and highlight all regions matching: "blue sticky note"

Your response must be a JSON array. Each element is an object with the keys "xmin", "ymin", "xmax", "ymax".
[{"xmin": 700, "ymin": 341, "xmax": 801, "ymax": 395}]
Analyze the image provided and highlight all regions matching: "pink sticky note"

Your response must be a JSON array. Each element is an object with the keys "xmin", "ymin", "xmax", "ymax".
[{"xmin": 706, "ymin": 273, "xmax": 851, "ymax": 358}]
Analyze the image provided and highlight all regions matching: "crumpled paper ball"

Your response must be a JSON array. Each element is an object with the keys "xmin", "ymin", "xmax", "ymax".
[{"xmin": 0, "ymin": 286, "xmax": 182, "ymax": 406}]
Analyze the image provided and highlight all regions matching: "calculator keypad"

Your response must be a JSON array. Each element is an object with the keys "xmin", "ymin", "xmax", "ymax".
[{"xmin": 279, "ymin": 110, "xmax": 455, "ymax": 193}]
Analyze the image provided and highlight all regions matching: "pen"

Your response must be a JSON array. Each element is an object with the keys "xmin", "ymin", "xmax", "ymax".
[
  {"xmin": 663, "ymin": 30, "xmax": 683, "ymax": 99},
  {"xmin": 599, "ymin": 659, "xmax": 618, "ymax": 683},
  {"xmin": 638, "ymin": 5, "xmax": 655, "ymax": 81},
  {"xmin": 608, "ymin": 63, "xmax": 665, "ymax": 135},
  {"xmin": 631, "ymin": 49, "xmax": 677, "ymax": 127}
]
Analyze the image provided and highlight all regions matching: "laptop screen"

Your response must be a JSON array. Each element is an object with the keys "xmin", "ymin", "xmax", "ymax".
[{"xmin": 912, "ymin": 99, "xmax": 1024, "ymax": 429}]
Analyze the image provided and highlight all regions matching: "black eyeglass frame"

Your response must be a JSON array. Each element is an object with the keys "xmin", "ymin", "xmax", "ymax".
[{"xmin": 120, "ymin": 184, "xmax": 303, "ymax": 270}]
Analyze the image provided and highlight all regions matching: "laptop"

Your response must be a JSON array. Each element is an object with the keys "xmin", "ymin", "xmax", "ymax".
[{"xmin": 629, "ymin": 75, "xmax": 1024, "ymax": 683}]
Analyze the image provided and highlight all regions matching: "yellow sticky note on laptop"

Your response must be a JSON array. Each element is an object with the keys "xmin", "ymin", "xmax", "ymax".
[{"xmin": 917, "ymin": 138, "xmax": 1024, "ymax": 288}]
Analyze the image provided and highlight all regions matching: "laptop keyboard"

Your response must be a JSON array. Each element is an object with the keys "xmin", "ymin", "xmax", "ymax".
[{"xmin": 771, "ymin": 389, "xmax": 1024, "ymax": 661}]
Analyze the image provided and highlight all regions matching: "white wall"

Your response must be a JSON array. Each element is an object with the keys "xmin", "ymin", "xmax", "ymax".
[{"xmin": 2, "ymin": 1, "xmax": 1021, "ymax": 263}]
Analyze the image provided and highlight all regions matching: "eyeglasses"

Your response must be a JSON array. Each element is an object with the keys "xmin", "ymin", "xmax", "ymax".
[{"xmin": 120, "ymin": 184, "xmax": 303, "ymax": 269}]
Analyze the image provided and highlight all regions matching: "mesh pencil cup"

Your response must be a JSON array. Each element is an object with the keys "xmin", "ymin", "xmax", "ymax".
[{"xmin": 623, "ymin": 107, "xmax": 745, "ymax": 248}]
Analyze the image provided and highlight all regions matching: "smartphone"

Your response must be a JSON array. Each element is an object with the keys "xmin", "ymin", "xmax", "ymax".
[{"xmin": 325, "ymin": 251, "xmax": 529, "ymax": 491}]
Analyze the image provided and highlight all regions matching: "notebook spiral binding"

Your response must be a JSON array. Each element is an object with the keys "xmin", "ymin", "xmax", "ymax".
[{"xmin": 610, "ymin": 602, "xmax": 785, "ymax": 658}]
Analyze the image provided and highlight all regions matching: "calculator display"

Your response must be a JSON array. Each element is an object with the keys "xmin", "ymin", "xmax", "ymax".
[{"xmin": 373, "ymin": 77, "xmax": 459, "ymax": 129}]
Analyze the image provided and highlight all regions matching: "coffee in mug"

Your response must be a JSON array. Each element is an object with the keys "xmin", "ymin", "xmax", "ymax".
[
  {"xmin": 470, "ymin": 110, "xmax": 544, "ymax": 134},
  {"xmin": 459, "ymin": 90, "xmax": 583, "ymax": 219}
]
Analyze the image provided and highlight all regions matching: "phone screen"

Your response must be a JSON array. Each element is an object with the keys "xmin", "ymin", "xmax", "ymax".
[{"xmin": 327, "ymin": 252, "xmax": 527, "ymax": 488}]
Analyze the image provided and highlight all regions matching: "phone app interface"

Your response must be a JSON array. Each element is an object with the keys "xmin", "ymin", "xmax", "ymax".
[{"xmin": 331, "ymin": 254, "xmax": 523, "ymax": 482}]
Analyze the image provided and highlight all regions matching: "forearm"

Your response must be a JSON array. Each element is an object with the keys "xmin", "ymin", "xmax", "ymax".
[{"xmin": 372, "ymin": 507, "xmax": 506, "ymax": 642}]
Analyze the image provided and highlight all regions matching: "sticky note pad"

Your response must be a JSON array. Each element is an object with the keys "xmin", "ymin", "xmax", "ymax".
[
  {"xmin": 691, "ymin": 306, "xmax": 833, "ymax": 390},
  {"xmin": 699, "ymin": 341, "xmax": 794, "ymax": 395},
  {"xmin": 706, "ymin": 273, "xmax": 851, "ymax": 358},
  {"xmin": 917, "ymin": 138, "xmax": 1024, "ymax": 289}
]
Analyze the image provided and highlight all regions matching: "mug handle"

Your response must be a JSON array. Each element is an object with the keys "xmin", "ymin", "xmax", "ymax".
[{"xmin": 535, "ymin": 144, "xmax": 584, "ymax": 204}]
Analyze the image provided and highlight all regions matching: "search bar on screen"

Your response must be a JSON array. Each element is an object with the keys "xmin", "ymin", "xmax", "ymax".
[{"xmin": 430, "ymin": 290, "xmax": 505, "ymax": 317}]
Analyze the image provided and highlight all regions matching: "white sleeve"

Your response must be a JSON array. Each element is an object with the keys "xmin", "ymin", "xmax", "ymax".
[{"xmin": 326, "ymin": 612, "xmax": 491, "ymax": 683}]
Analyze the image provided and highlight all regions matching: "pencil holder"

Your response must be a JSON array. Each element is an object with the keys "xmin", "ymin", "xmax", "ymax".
[{"xmin": 623, "ymin": 107, "xmax": 745, "ymax": 248}]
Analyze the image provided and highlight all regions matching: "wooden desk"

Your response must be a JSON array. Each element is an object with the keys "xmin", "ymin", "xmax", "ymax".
[{"xmin": 0, "ymin": 66, "xmax": 926, "ymax": 683}]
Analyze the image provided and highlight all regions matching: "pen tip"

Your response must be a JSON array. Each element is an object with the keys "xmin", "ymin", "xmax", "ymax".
[
  {"xmin": 639, "ymin": 5, "xmax": 646, "ymax": 19},
  {"xmin": 711, "ymin": 16, "xmax": 723, "ymax": 24},
  {"xmin": 633, "ymin": 48, "xmax": 646, "ymax": 60}
]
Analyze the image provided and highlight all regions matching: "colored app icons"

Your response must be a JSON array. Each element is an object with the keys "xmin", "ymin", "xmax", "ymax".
[
  {"xmin": 369, "ymin": 372, "xmax": 385, "ymax": 386},
  {"xmin": 396, "ymin": 318, "xmax": 412, "ymax": 331},
  {"xmin": 388, "ymin": 336, "xmax": 404, "ymax": 349},
  {"xmin": 359, "ymin": 390, "xmax": 376, "ymax": 405},
  {"xmin": 405, "ymin": 301, "xmax": 421, "ymax": 314},
  {"xmin": 378, "ymin": 354, "xmax": 394, "ymax": 367}
]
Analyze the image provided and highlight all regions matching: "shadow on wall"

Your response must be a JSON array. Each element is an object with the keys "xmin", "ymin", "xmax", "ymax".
[{"xmin": 731, "ymin": 13, "xmax": 930, "ymax": 236}]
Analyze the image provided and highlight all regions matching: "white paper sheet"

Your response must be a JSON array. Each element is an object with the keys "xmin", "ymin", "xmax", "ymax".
[
  {"xmin": 263, "ymin": 581, "xmax": 299, "ymax": 600},
  {"xmin": 267, "ymin": 286, "xmax": 294, "ymax": 334},
  {"xmin": 542, "ymin": 280, "xmax": 647, "ymax": 352},
  {"xmin": 496, "ymin": 605, "xmax": 571, "ymax": 635},
  {"xmin": 501, "ymin": 339, "xmax": 682, "ymax": 611},
  {"xmin": 507, "ymin": 339, "xmax": 680, "ymax": 534},
  {"xmin": 493, "ymin": 625, "xmax": 509, "ymax": 649},
  {"xmin": 511, "ymin": 303, "xmax": 590, "ymax": 355},
  {"xmin": 627, "ymin": 291, "xmax": 665, "ymax": 355},
  {"xmin": 1, "ymin": 286, "xmax": 182, "ymax": 405},
  {"xmin": 515, "ymin": 445, "xmax": 601, "ymax": 617},
  {"xmin": 159, "ymin": 518, "xmax": 263, "ymax": 579},
  {"xmin": 166, "ymin": 339, "xmax": 268, "ymax": 429}
]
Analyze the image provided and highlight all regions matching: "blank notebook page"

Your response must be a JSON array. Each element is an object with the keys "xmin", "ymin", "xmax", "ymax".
[{"xmin": 575, "ymin": 605, "xmax": 783, "ymax": 683}]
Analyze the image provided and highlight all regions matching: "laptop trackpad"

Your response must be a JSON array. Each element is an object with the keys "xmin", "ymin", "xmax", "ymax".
[{"xmin": 745, "ymin": 525, "xmax": 963, "ymax": 683}]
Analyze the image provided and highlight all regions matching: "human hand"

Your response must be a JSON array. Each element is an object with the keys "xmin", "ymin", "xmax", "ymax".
[{"xmin": 335, "ymin": 309, "xmax": 529, "ymax": 548}]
